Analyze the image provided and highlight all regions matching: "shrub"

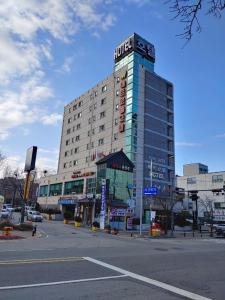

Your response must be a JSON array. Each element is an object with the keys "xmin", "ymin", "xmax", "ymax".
[
  {"xmin": 14, "ymin": 222, "xmax": 33, "ymax": 231},
  {"xmin": 132, "ymin": 218, "xmax": 140, "ymax": 225},
  {"xmin": 74, "ymin": 216, "xmax": 82, "ymax": 223},
  {"xmin": 92, "ymin": 221, "xmax": 100, "ymax": 228},
  {"xmin": 0, "ymin": 220, "xmax": 14, "ymax": 230},
  {"xmin": 104, "ymin": 224, "xmax": 111, "ymax": 230},
  {"xmin": 64, "ymin": 211, "xmax": 74, "ymax": 220},
  {"xmin": 175, "ymin": 211, "xmax": 192, "ymax": 227}
]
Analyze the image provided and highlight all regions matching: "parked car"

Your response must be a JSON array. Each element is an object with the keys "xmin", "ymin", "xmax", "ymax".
[
  {"xmin": 214, "ymin": 224, "xmax": 225, "ymax": 237},
  {"xmin": 27, "ymin": 211, "xmax": 43, "ymax": 222},
  {"xmin": 3, "ymin": 204, "xmax": 14, "ymax": 212},
  {"xmin": 0, "ymin": 209, "xmax": 11, "ymax": 219}
]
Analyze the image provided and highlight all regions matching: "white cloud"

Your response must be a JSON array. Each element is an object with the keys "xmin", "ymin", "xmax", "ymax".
[
  {"xmin": 41, "ymin": 113, "xmax": 62, "ymax": 125},
  {"xmin": 215, "ymin": 133, "xmax": 225, "ymax": 138},
  {"xmin": 175, "ymin": 142, "xmax": 202, "ymax": 147},
  {"xmin": 0, "ymin": 0, "xmax": 117, "ymax": 138},
  {"xmin": 0, "ymin": 131, "xmax": 10, "ymax": 141},
  {"xmin": 60, "ymin": 56, "xmax": 74, "ymax": 73}
]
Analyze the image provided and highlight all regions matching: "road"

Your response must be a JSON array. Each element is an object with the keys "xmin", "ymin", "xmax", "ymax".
[{"xmin": 0, "ymin": 219, "xmax": 225, "ymax": 300}]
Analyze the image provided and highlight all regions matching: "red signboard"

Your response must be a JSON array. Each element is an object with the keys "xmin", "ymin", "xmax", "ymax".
[{"xmin": 119, "ymin": 76, "xmax": 127, "ymax": 133}]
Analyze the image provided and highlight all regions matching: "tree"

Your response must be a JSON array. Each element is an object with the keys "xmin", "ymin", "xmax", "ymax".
[
  {"xmin": 0, "ymin": 150, "xmax": 6, "ymax": 169},
  {"xmin": 167, "ymin": 0, "xmax": 225, "ymax": 40},
  {"xmin": 198, "ymin": 196, "xmax": 214, "ymax": 236}
]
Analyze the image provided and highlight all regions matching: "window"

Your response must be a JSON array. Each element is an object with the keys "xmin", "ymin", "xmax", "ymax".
[
  {"xmin": 72, "ymin": 137, "xmax": 75, "ymax": 143},
  {"xmin": 87, "ymin": 142, "xmax": 94, "ymax": 150},
  {"xmin": 89, "ymin": 105, "xmax": 92, "ymax": 112},
  {"xmin": 101, "ymin": 98, "xmax": 106, "ymax": 105},
  {"xmin": 70, "ymin": 149, "xmax": 73, "ymax": 155},
  {"xmin": 73, "ymin": 104, "xmax": 77, "ymax": 111},
  {"xmin": 115, "ymin": 104, "xmax": 119, "ymax": 111},
  {"xmin": 102, "ymin": 85, "xmax": 107, "ymax": 93},
  {"xmin": 69, "ymin": 161, "xmax": 72, "ymax": 167},
  {"xmin": 212, "ymin": 175, "xmax": 223, "ymax": 183},
  {"xmin": 116, "ymin": 77, "xmax": 120, "ymax": 83},
  {"xmin": 74, "ymin": 147, "xmax": 79, "ymax": 153},
  {"xmin": 98, "ymin": 138, "xmax": 104, "ymax": 146},
  {"xmin": 63, "ymin": 163, "xmax": 67, "ymax": 169},
  {"xmin": 78, "ymin": 101, "xmax": 83, "ymax": 107},
  {"xmin": 75, "ymin": 135, "xmax": 80, "ymax": 141},
  {"xmin": 74, "ymin": 114, "xmax": 77, "ymax": 120},
  {"xmin": 94, "ymin": 91, "xmax": 98, "ymax": 97},
  {"xmin": 187, "ymin": 177, "xmax": 196, "ymax": 184},
  {"xmin": 88, "ymin": 116, "xmax": 96, "ymax": 124},
  {"xmin": 99, "ymin": 124, "xmax": 105, "ymax": 132},
  {"xmin": 73, "ymin": 160, "xmax": 78, "ymax": 166},
  {"xmin": 86, "ymin": 156, "xmax": 90, "ymax": 163},
  {"xmin": 77, "ymin": 112, "xmax": 82, "ymax": 118},
  {"xmin": 39, "ymin": 185, "xmax": 48, "ymax": 197},
  {"xmin": 77, "ymin": 123, "xmax": 81, "ymax": 130},
  {"xmin": 100, "ymin": 111, "xmax": 105, "ymax": 119},
  {"xmin": 67, "ymin": 128, "xmax": 71, "ymax": 135},
  {"xmin": 72, "ymin": 126, "xmax": 75, "ymax": 132},
  {"xmin": 49, "ymin": 183, "xmax": 62, "ymax": 196},
  {"xmin": 115, "ymin": 118, "xmax": 118, "ymax": 125},
  {"xmin": 64, "ymin": 179, "xmax": 84, "ymax": 195},
  {"xmin": 69, "ymin": 108, "xmax": 71, "ymax": 113},
  {"xmin": 114, "ymin": 133, "xmax": 118, "ymax": 141},
  {"xmin": 68, "ymin": 117, "xmax": 72, "ymax": 124},
  {"xmin": 116, "ymin": 90, "xmax": 119, "ymax": 96},
  {"xmin": 66, "ymin": 139, "xmax": 70, "ymax": 146},
  {"xmin": 65, "ymin": 151, "xmax": 68, "ymax": 157}
]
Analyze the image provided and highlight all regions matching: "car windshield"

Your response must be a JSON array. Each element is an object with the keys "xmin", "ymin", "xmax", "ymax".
[{"xmin": 34, "ymin": 211, "xmax": 40, "ymax": 215}]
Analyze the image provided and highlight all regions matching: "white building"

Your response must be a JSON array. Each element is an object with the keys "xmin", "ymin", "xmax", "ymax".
[
  {"xmin": 37, "ymin": 33, "xmax": 175, "ymax": 223},
  {"xmin": 177, "ymin": 163, "xmax": 225, "ymax": 222}
]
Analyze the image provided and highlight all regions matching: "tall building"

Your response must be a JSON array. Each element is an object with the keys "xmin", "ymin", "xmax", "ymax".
[{"xmin": 38, "ymin": 33, "xmax": 175, "ymax": 224}]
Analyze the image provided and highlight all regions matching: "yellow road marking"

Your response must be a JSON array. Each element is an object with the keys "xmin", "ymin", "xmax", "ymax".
[{"xmin": 0, "ymin": 257, "xmax": 84, "ymax": 265}]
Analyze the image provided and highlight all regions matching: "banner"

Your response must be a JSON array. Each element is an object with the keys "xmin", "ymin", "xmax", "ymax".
[{"xmin": 100, "ymin": 179, "xmax": 106, "ymax": 229}]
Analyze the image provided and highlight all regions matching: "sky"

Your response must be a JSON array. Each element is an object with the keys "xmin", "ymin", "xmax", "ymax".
[{"xmin": 0, "ymin": 0, "xmax": 225, "ymax": 177}]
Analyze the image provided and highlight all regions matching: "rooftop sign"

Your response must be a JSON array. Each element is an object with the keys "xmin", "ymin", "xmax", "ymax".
[{"xmin": 114, "ymin": 33, "xmax": 155, "ymax": 63}]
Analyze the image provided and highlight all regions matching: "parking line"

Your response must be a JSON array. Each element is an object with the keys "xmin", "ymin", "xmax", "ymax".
[
  {"xmin": 0, "ymin": 275, "xmax": 127, "ymax": 290},
  {"xmin": 0, "ymin": 257, "xmax": 84, "ymax": 265},
  {"xmin": 83, "ymin": 257, "xmax": 212, "ymax": 300}
]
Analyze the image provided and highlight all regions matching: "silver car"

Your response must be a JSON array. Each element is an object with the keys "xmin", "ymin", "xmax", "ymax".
[{"xmin": 27, "ymin": 211, "xmax": 43, "ymax": 222}]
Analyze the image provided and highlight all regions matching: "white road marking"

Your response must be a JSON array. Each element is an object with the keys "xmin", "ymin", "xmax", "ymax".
[
  {"xmin": 0, "ymin": 275, "xmax": 127, "ymax": 290},
  {"xmin": 83, "ymin": 257, "xmax": 212, "ymax": 300}
]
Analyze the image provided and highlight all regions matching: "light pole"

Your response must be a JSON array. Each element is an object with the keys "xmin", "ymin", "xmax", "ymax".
[{"xmin": 139, "ymin": 186, "xmax": 143, "ymax": 236}]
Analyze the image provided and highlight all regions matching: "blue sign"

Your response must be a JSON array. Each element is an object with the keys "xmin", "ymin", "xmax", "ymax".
[
  {"xmin": 58, "ymin": 199, "xmax": 77, "ymax": 205},
  {"xmin": 100, "ymin": 179, "xmax": 106, "ymax": 229},
  {"xmin": 144, "ymin": 187, "xmax": 158, "ymax": 196}
]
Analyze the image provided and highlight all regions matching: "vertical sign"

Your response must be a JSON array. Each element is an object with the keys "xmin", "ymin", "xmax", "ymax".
[
  {"xmin": 119, "ymin": 73, "xmax": 127, "ymax": 133},
  {"xmin": 100, "ymin": 179, "xmax": 106, "ymax": 229}
]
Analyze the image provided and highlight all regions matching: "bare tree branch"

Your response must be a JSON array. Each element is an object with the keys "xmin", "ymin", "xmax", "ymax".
[{"xmin": 166, "ymin": 0, "xmax": 225, "ymax": 40}]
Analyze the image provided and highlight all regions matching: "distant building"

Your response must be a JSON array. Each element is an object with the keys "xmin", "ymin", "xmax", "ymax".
[
  {"xmin": 177, "ymin": 163, "xmax": 225, "ymax": 222},
  {"xmin": 37, "ymin": 33, "xmax": 175, "ymax": 224}
]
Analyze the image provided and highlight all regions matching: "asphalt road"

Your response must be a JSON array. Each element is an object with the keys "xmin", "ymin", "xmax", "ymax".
[{"xmin": 0, "ymin": 219, "xmax": 225, "ymax": 300}]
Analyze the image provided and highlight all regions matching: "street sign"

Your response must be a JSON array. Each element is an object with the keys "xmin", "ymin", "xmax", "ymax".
[{"xmin": 144, "ymin": 187, "xmax": 158, "ymax": 196}]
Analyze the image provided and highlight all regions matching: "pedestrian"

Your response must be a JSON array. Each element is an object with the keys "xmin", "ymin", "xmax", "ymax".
[{"xmin": 32, "ymin": 225, "xmax": 37, "ymax": 236}]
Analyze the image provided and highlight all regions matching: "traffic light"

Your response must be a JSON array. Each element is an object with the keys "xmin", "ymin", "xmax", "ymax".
[{"xmin": 189, "ymin": 191, "xmax": 199, "ymax": 201}]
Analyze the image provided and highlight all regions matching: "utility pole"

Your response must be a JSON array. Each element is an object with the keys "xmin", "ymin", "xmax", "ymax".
[{"xmin": 139, "ymin": 186, "xmax": 143, "ymax": 236}]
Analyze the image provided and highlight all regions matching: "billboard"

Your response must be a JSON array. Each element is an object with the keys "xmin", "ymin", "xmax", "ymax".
[
  {"xmin": 114, "ymin": 33, "xmax": 155, "ymax": 63},
  {"xmin": 24, "ymin": 146, "xmax": 37, "ymax": 172}
]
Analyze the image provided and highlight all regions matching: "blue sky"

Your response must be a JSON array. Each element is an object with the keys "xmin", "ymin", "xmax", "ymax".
[{"xmin": 0, "ymin": 0, "xmax": 225, "ymax": 176}]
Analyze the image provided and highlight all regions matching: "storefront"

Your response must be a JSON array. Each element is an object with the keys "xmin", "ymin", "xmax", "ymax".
[{"xmin": 95, "ymin": 150, "xmax": 134, "ymax": 229}]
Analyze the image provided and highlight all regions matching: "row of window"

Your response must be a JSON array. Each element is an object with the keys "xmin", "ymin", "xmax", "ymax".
[
  {"xmin": 90, "ymin": 85, "xmax": 107, "ymax": 101},
  {"xmin": 68, "ymin": 100, "xmax": 83, "ymax": 114},
  {"xmin": 39, "ymin": 180, "xmax": 84, "ymax": 197},
  {"xmin": 187, "ymin": 175, "xmax": 224, "ymax": 184}
]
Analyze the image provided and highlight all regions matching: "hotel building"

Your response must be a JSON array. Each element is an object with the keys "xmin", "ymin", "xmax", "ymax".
[{"xmin": 38, "ymin": 33, "xmax": 175, "ymax": 224}]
